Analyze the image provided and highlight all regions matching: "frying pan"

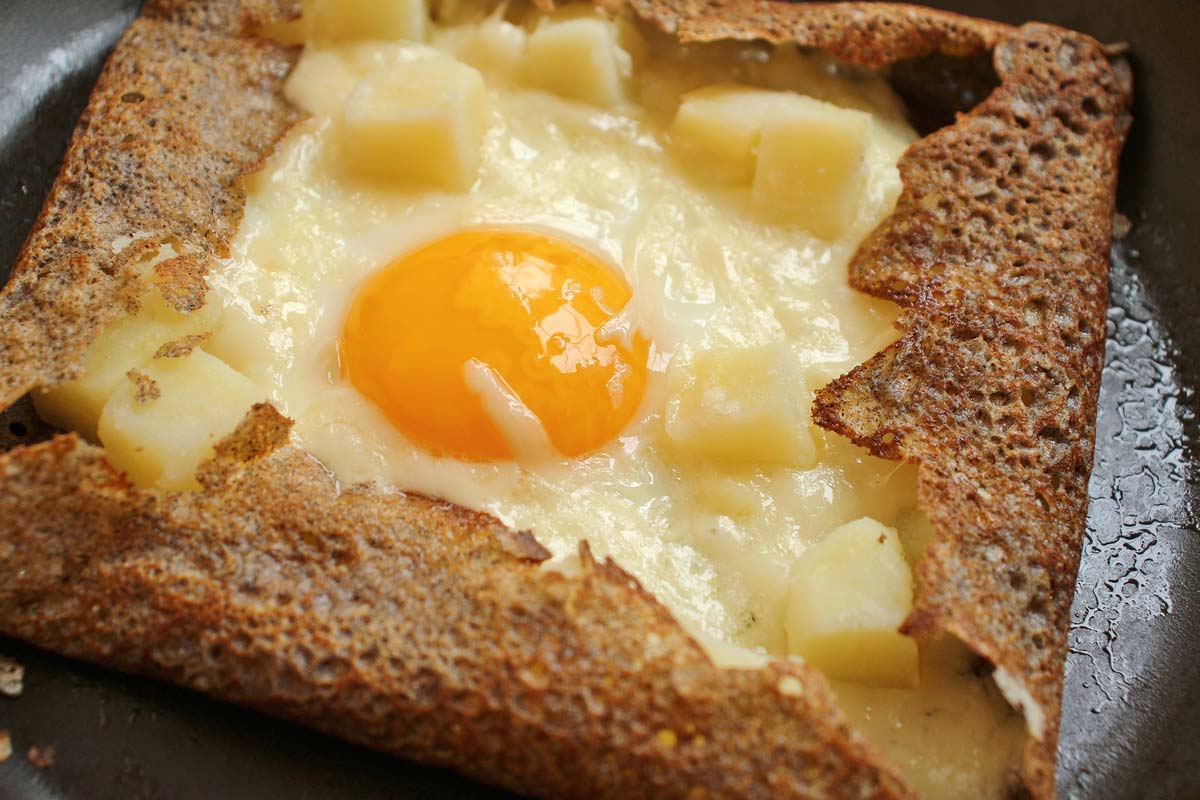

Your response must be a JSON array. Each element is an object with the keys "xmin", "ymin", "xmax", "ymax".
[{"xmin": 0, "ymin": 1, "xmax": 1196, "ymax": 798}]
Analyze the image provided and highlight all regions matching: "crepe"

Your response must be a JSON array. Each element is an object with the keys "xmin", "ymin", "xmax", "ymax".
[{"xmin": 0, "ymin": 1, "xmax": 1131, "ymax": 797}]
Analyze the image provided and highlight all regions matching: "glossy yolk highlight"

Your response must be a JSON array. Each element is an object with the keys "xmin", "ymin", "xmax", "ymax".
[{"xmin": 341, "ymin": 230, "xmax": 651, "ymax": 461}]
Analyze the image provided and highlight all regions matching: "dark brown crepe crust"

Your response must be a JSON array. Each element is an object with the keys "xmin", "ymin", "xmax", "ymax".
[
  {"xmin": 144, "ymin": 0, "xmax": 302, "ymax": 35},
  {"xmin": 0, "ymin": 8, "xmax": 302, "ymax": 412},
  {"xmin": 1, "ymin": 416, "xmax": 911, "ymax": 800},
  {"xmin": 619, "ymin": 0, "xmax": 1008, "ymax": 65},
  {"xmin": 0, "ymin": 2, "xmax": 1131, "ymax": 798},
  {"xmin": 813, "ymin": 24, "xmax": 1132, "ymax": 799}
]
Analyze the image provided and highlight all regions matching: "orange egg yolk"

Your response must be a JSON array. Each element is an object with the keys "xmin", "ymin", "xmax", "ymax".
[{"xmin": 341, "ymin": 230, "xmax": 651, "ymax": 461}]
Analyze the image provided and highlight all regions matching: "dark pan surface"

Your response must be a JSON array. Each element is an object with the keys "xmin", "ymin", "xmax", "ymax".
[{"xmin": 0, "ymin": 1, "xmax": 1197, "ymax": 798}]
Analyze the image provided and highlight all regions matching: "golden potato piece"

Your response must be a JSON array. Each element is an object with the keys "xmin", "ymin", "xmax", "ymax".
[
  {"xmin": 665, "ymin": 342, "xmax": 816, "ymax": 467},
  {"xmin": 752, "ymin": 99, "xmax": 871, "ymax": 239},
  {"xmin": 786, "ymin": 517, "xmax": 919, "ymax": 688},
  {"xmin": 34, "ymin": 292, "xmax": 219, "ymax": 441},
  {"xmin": 342, "ymin": 58, "xmax": 489, "ymax": 190},
  {"xmin": 97, "ymin": 350, "xmax": 264, "ymax": 491},
  {"xmin": 670, "ymin": 85, "xmax": 782, "ymax": 182},
  {"xmin": 311, "ymin": 0, "xmax": 428, "ymax": 43},
  {"xmin": 520, "ymin": 14, "xmax": 636, "ymax": 107}
]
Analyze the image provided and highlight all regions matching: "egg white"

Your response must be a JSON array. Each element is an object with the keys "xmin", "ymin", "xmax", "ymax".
[{"xmin": 205, "ymin": 26, "xmax": 921, "ymax": 654}]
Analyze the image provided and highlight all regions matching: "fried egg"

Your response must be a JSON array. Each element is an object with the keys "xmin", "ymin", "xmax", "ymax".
[
  {"xmin": 210, "ymin": 23, "xmax": 915, "ymax": 652},
  {"xmin": 35, "ymin": 4, "xmax": 1026, "ymax": 796},
  {"xmin": 341, "ymin": 228, "xmax": 651, "ymax": 461}
]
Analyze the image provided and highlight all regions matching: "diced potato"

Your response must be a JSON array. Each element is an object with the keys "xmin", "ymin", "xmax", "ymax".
[
  {"xmin": 342, "ymin": 58, "xmax": 489, "ymax": 190},
  {"xmin": 671, "ymin": 85, "xmax": 873, "ymax": 236},
  {"xmin": 34, "ymin": 292, "xmax": 220, "ymax": 441},
  {"xmin": 669, "ymin": 85, "xmax": 782, "ymax": 183},
  {"xmin": 311, "ymin": 0, "xmax": 427, "ymax": 43},
  {"xmin": 285, "ymin": 43, "xmax": 450, "ymax": 118},
  {"xmin": 664, "ymin": 342, "xmax": 815, "ymax": 466},
  {"xmin": 284, "ymin": 49, "xmax": 367, "ymax": 118},
  {"xmin": 436, "ymin": 17, "xmax": 527, "ymax": 80},
  {"xmin": 799, "ymin": 628, "xmax": 920, "ymax": 689},
  {"xmin": 203, "ymin": 304, "xmax": 280, "ymax": 388},
  {"xmin": 785, "ymin": 517, "xmax": 919, "ymax": 688},
  {"xmin": 97, "ymin": 350, "xmax": 264, "ymax": 491},
  {"xmin": 520, "ymin": 14, "xmax": 635, "ymax": 107},
  {"xmin": 751, "ymin": 99, "xmax": 871, "ymax": 239}
]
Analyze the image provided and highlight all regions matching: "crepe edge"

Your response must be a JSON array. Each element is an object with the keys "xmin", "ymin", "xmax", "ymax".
[{"xmin": 812, "ymin": 20, "xmax": 1132, "ymax": 800}]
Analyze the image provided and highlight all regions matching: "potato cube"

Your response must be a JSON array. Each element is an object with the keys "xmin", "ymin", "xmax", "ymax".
[
  {"xmin": 97, "ymin": 350, "xmax": 264, "ymax": 491},
  {"xmin": 342, "ymin": 58, "xmax": 489, "ymax": 190},
  {"xmin": 202, "ymin": 304, "xmax": 280, "ymax": 388},
  {"xmin": 785, "ymin": 517, "xmax": 919, "ymax": 688},
  {"xmin": 664, "ymin": 342, "xmax": 815, "ymax": 466},
  {"xmin": 520, "ymin": 15, "xmax": 634, "ymax": 107},
  {"xmin": 437, "ymin": 17, "xmax": 527, "ymax": 80},
  {"xmin": 284, "ymin": 48, "xmax": 366, "ymax": 118},
  {"xmin": 669, "ymin": 85, "xmax": 782, "ymax": 182},
  {"xmin": 34, "ymin": 292, "xmax": 220, "ymax": 441},
  {"xmin": 752, "ymin": 98, "xmax": 871, "ymax": 239},
  {"xmin": 311, "ymin": 0, "xmax": 427, "ymax": 43}
]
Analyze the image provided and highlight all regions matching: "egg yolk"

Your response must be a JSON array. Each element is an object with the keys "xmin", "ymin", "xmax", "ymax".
[{"xmin": 341, "ymin": 230, "xmax": 651, "ymax": 461}]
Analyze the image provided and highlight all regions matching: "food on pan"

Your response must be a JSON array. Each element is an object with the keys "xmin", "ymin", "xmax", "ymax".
[{"xmin": 0, "ymin": 0, "xmax": 1132, "ymax": 798}]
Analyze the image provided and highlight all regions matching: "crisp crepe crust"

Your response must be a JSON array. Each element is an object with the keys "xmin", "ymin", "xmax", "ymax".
[
  {"xmin": 1, "ymin": 407, "xmax": 912, "ymax": 800},
  {"xmin": 0, "ymin": 1, "xmax": 1131, "ymax": 797},
  {"xmin": 145, "ymin": 0, "xmax": 302, "ymax": 35},
  {"xmin": 0, "ymin": 5, "xmax": 302, "ymax": 411},
  {"xmin": 619, "ymin": 0, "xmax": 1008, "ymax": 65},
  {"xmin": 813, "ymin": 24, "xmax": 1132, "ymax": 798}
]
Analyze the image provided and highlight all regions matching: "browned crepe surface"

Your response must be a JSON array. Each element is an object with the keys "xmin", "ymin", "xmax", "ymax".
[
  {"xmin": 813, "ymin": 23, "xmax": 1132, "ymax": 796},
  {"xmin": 0, "ymin": 1, "xmax": 302, "ymax": 410},
  {"xmin": 0, "ymin": 1, "xmax": 1131, "ymax": 798}
]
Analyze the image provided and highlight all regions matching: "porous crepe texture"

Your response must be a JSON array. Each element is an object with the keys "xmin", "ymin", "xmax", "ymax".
[{"xmin": 0, "ymin": 1, "xmax": 1132, "ymax": 797}]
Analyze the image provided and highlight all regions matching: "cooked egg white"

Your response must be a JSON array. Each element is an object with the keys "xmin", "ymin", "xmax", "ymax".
[
  {"xmin": 222, "ymin": 30, "xmax": 915, "ymax": 652},
  {"xmin": 35, "ymin": 4, "xmax": 1026, "ymax": 796}
]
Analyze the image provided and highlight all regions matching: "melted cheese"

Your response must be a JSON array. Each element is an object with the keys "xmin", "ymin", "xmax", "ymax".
[
  {"xmin": 836, "ymin": 637, "xmax": 1027, "ymax": 798},
  {"xmin": 221, "ymin": 31, "xmax": 915, "ymax": 652}
]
